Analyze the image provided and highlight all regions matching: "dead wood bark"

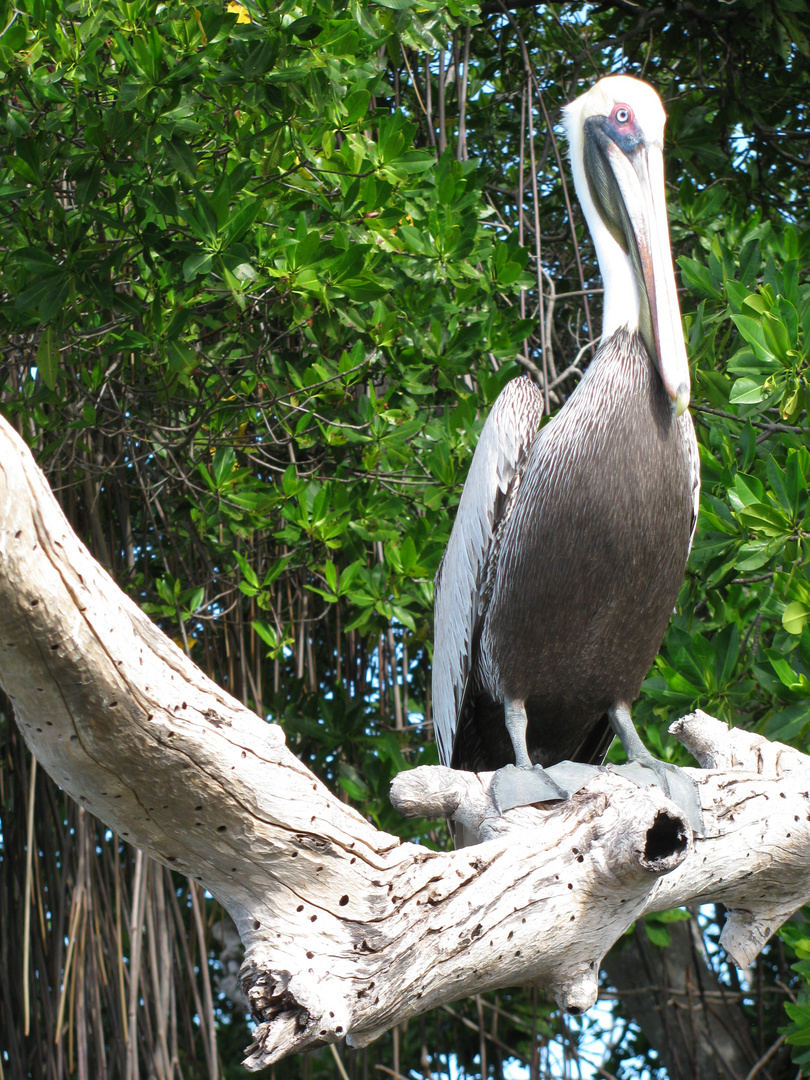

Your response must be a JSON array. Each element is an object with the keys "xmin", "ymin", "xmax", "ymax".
[{"xmin": 1, "ymin": 413, "xmax": 810, "ymax": 1071}]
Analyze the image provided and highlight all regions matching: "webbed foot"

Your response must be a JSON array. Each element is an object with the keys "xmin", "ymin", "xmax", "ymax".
[
  {"xmin": 616, "ymin": 759, "xmax": 704, "ymax": 835},
  {"xmin": 491, "ymin": 761, "xmax": 602, "ymax": 813}
]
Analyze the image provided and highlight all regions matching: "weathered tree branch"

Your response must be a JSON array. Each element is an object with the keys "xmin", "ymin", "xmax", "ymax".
[{"xmin": 2, "ymin": 414, "xmax": 810, "ymax": 1070}]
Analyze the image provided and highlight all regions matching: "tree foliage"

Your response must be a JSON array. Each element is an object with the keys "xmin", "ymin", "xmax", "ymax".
[{"xmin": 2, "ymin": 0, "xmax": 810, "ymax": 1077}]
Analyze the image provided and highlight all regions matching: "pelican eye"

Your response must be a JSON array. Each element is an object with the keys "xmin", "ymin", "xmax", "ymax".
[{"xmin": 613, "ymin": 104, "xmax": 633, "ymax": 125}]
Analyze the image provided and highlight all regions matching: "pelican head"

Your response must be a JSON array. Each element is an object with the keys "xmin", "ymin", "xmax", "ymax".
[{"xmin": 563, "ymin": 76, "xmax": 690, "ymax": 417}]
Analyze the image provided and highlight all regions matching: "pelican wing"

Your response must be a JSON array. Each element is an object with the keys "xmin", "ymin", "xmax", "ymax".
[{"xmin": 433, "ymin": 376, "xmax": 544, "ymax": 767}]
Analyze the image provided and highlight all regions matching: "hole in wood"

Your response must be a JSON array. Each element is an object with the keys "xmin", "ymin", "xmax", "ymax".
[{"xmin": 644, "ymin": 811, "xmax": 688, "ymax": 862}]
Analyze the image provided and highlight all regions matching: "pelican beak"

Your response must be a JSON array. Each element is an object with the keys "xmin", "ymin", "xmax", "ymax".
[{"xmin": 584, "ymin": 118, "xmax": 690, "ymax": 417}]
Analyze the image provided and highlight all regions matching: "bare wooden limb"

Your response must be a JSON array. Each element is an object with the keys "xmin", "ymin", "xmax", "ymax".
[{"xmin": 2, "ymin": 414, "xmax": 810, "ymax": 1071}]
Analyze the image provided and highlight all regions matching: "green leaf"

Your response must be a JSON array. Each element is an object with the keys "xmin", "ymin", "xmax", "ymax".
[
  {"xmin": 644, "ymin": 921, "xmax": 672, "ymax": 948},
  {"xmin": 736, "ymin": 502, "xmax": 791, "ymax": 538},
  {"xmin": 765, "ymin": 703, "xmax": 810, "ymax": 742},
  {"xmin": 783, "ymin": 601, "xmax": 810, "ymax": 636},
  {"xmin": 183, "ymin": 250, "xmax": 213, "ymax": 281},
  {"xmin": 252, "ymin": 620, "xmax": 278, "ymax": 649},
  {"xmin": 223, "ymin": 200, "xmax": 261, "ymax": 246},
  {"xmin": 732, "ymin": 473, "xmax": 767, "ymax": 508},
  {"xmin": 714, "ymin": 623, "xmax": 739, "ymax": 686},
  {"xmin": 768, "ymin": 652, "xmax": 810, "ymax": 693},
  {"xmin": 762, "ymin": 310, "xmax": 791, "ymax": 360},
  {"xmin": 397, "ymin": 224, "xmax": 428, "ymax": 254},
  {"xmin": 35, "ymin": 325, "xmax": 60, "ymax": 390},
  {"xmin": 729, "ymin": 377, "xmax": 767, "ymax": 405},
  {"xmin": 734, "ymin": 540, "xmax": 779, "ymax": 571},
  {"xmin": 344, "ymin": 89, "xmax": 370, "ymax": 124},
  {"xmin": 730, "ymin": 313, "xmax": 774, "ymax": 360},
  {"xmin": 233, "ymin": 551, "xmax": 259, "ymax": 588},
  {"xmin": 677, "ymin": 255, "xmax": 722, "ymax": 299},
  {"xmin": 211, "ymin": 446, "xmax": 236, "ymax": 488},
  {"xmin": 738, "ymin": 238, "xmax": 761, "ymax": 287}
]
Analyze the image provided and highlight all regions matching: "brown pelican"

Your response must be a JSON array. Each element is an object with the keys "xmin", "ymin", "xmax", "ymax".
[{"xmin": 432, "ymin": 76, "xmax": 700, "ymax": 827}]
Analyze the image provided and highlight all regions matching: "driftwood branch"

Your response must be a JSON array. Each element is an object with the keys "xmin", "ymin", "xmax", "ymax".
[{"xmin": 2, "ymin": 414, "xmax": 810, "ymax": 1069}]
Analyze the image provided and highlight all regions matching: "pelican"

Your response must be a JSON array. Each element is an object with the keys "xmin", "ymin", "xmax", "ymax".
[{"xmin": 432, "ymin": 76, "xmax": 700, "ymax": 828}]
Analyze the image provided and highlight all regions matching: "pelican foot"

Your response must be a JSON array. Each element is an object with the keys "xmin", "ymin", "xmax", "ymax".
[
  {"xmin": 615, "ymin": 760, "xmax": 704, "ymax": 835},
  {"xmin": 491, "ymin": 762, "xmax": 602, "ymax": 813}
]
